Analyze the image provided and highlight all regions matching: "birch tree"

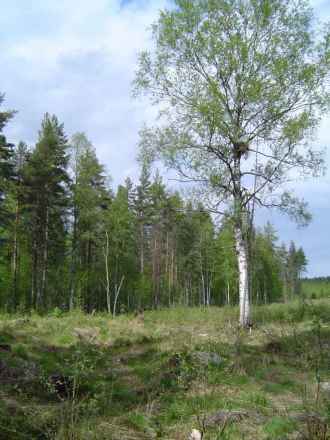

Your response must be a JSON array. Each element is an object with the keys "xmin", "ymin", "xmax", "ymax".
[{"xmin": 134, "ymin": 0, "xmax": 330, "ymax": 326}]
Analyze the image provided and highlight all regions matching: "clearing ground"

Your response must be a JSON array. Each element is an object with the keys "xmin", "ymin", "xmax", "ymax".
[{"xmin": 0, "ymin": 300, "xmax": 329, "ymax": 439}]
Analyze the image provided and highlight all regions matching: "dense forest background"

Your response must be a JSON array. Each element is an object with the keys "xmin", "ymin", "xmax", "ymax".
[{"xmin": 0, "ymin": 99, "xmax": 308, "ymax": 313}]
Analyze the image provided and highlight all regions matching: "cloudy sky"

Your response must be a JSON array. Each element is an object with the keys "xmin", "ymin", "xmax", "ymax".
[{"xmin": 1, "ymin": 0, "xmax": 329, "ymax": 276}]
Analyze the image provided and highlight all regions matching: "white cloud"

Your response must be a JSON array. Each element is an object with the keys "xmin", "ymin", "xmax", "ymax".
[
  {"xmin": 2, "ymin": 0, "xmax": 169, "ymax": 182},
  {"xmin": 1, "ymin": 0, "xmax": 330, "ymax": 276}
]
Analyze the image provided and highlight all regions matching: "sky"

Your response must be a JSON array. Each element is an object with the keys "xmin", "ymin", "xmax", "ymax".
[{"xmin": 1, "ymin": 0, "xmax": 329, "ymax": 277}]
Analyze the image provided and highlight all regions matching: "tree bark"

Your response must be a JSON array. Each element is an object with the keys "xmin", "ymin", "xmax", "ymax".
[
  {"xmin": 69, "ymin": 204, "xmax": 78, "ymax": 310},
  {"xmin": 140, "ymin": 222, "xmax": 144, "ymax": 274},
  {"xmin": 39, "ymin": 207, "xmax": 49, "ymax": 309},
  {"xmin": 86, "ymin": 239, "xmax": 92, "ymax": 311},
  {"xmin": 233, "ymin": 154, "xmax": 251, "ymax": 327},
  {"xmin": 104, "ymin": 231, "xmax": 111, "ymax": 314},
  {"xmin": 234, "ymin": 224, "xmax": 250, "ymax": 326},
  {"xmin": 11, "ymin": 199, "xmax": 20, "ymax": 309},
  {"xmin": 31, "ymin": 237, "xmax": 38, "ymax": 309},
  {"xmin": 152, "ymin": 229, "xmax": 161, "ymax": 308},
  {"xmin": 113, "ymin": 275, "xmax": 124, "ymax": 317}
]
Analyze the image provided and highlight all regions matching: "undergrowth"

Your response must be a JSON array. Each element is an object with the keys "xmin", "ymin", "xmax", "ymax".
[{"xmin": 0, "ymin": 299, "xmax": 329, "ymax": 439}]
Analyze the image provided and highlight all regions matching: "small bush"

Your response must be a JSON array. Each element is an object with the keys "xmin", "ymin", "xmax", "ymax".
[{"xmin": 49, "ymin": 307, "xmax": 64, "ymax": 318}]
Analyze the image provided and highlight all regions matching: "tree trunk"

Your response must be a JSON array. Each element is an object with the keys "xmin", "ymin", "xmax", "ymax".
[
  {"xmin": 31, "ymin": 237, "xmax": 38, "ymax": 309},
  {"xmin": 206, "ymin": 278, "xmax": 211, "ymax": 306},
  {"xmin": 85, "ymin": 239, "xmax": 92, "ymax": 311},
  {"xmin": 234, "ymin": 222, "xmax": 250, "ymax": 327},
  {"xmin": 104, "ymin": 231, "xmax": 111, "ymax": 314},
  {"xmin": 113, "ymin": 275, "xmax": 124, "ymax": 317},
  {"xmin": 263, "ymin": 279, "xmax": 268, "ymax": 304},
  {"xmin": 11, "ymin": 199, "xmax": 20, "ymax": 309},
  {"xmin": 200, "ymin": 244, "xmax": 206, "ymax": 306},
  {"xmin": 233, "ymin": 152, "xmax": 251, "ymax": 327},
  {"xmin": 152, "ymin": 230, "xmax": 161, "ymax": 308},
  {"xmin": 69, "ymin": 205, "xmax": 78, "ymax": 310},
  {"xmin": 140, "ymin": 222, "xmax": 144, "ymax": 274},
  {"xmin": 39, "ymin": 207, "xmax": 49, "ymax": 309}
]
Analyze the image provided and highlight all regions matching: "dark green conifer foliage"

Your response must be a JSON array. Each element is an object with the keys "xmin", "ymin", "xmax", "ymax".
[
  {"xmin": 0, "ymin": 93, "xmax": 16, "ymax": 224},
  {"xmin": 0, "ymin": 99, "xmax": 312, "ymax": 313},
  {"xmin": 23, "ymin": 114, "xmax": 70, "ymax": 309},
  {"xmin": 107, "ymin": 185, "xmax": 136, "ymax": 313},
  {"xmin": 70, "ymin": 132, "xmax": 111, "ymax": 310}
]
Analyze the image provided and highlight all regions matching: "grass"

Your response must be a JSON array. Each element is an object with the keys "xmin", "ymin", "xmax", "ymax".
[
  {"xmin": 0, "ymin": 300, "xmax": 329, "ymax": 439},
  {"xmin": 301, "ymin": 279, "xmax": 330, "ymax": 300}
]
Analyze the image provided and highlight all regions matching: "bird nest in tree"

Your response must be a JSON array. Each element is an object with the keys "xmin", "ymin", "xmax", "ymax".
[{"xmin": 233, "ymin": 140, "xmax": 249, "ymax": 158}]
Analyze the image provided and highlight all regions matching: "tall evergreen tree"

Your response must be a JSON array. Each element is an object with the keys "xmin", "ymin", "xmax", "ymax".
[
  {"xmin": 287, "ymin": 243, "xmax": 308, "ymax": 297},
  {"xmin": 253, "ymin": 224, "xmax": 283, "ymax": 304},
  {"xmin": 8, "ymin": 142, "xmax": 29, "ymax": 309},
  {"xmin": 134, "ymin": 163, "xmax": 153, "ymax": 275},
  {"xmin": 70, "ymin": 133, "xmax": 110, "ymax": 310},
  {"xmin": 23, "ymin": 114, "xmax": 70, "ymax": 309},
  {"xmin": 0, "ymin": 93, "xmax": 15, "ymax": 224},
  {"xmin": 107, "ymin": 185, "xmax": 136, "ymax": 314}
]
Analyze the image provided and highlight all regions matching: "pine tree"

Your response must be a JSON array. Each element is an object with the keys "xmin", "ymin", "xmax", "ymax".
[
  {"xmin": 23, "ymin": 114, "xmax": 70, "ymax": 309},
  {"xmin": 70, "ymin": 133, "xmax": 111, "ymax": 310},
  {"xmin": 134, "ymin": 163, "xmax": 153, "ymax": 275},
  {"xmin": 9, "ymin": 142, "xmax": 29, "ymax": 309},
  {"xmin": 0, "ymin": 93, "xmax": 15, "ymax": 224},
  {"xmin": 161, "ymin": 191, "xmax": 183, "ymax": 307},
  {"xmin": 253, "ymin": 224, "xmax": 283, "ymax": 304},
  {"xmin": 292, "ymin": 246, "xmax": 308, "ymax": 295},
  {"xmin": 177, "ymin": 202, "xmax": 203, "ymax": 306},
  {"xmin": 149, "ymin": 172, "xmax": 168, "ymax": 307},
  {"xmin": 287, "ymin": 242, "xmax": 298, "ymax": 299},
  {"xmin": 107, "ymin": 185, "xmax": 136, "ymax": 314}
]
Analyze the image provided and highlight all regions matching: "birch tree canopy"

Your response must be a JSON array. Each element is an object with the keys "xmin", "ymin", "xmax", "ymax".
[{"xmin": 133, "ymin": 0, "xmax": 330, "ymax": 325}]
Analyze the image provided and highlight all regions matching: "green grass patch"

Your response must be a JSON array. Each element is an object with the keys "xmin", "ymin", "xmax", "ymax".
[
  {"xmin": 0, "ymin": 299, "xmax": 329, "ymax": 439},
  {"xmin": 264, "ymin": 416, "xmax": 296, "ymax": 439}
]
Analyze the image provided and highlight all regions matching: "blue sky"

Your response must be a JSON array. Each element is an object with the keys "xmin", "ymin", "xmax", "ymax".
[{"xmin": 1, "ymin": 0, "xmax": 329, "ymax": 276}]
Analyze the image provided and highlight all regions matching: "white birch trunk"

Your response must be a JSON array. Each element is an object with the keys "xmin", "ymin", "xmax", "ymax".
[
  {"xmin": 234, "ymin": 225, "xmax": 250, "ymax": 327},
  {"xmin": 113, "ymin": 275, "xmax": 124, "ymax": 317}
]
